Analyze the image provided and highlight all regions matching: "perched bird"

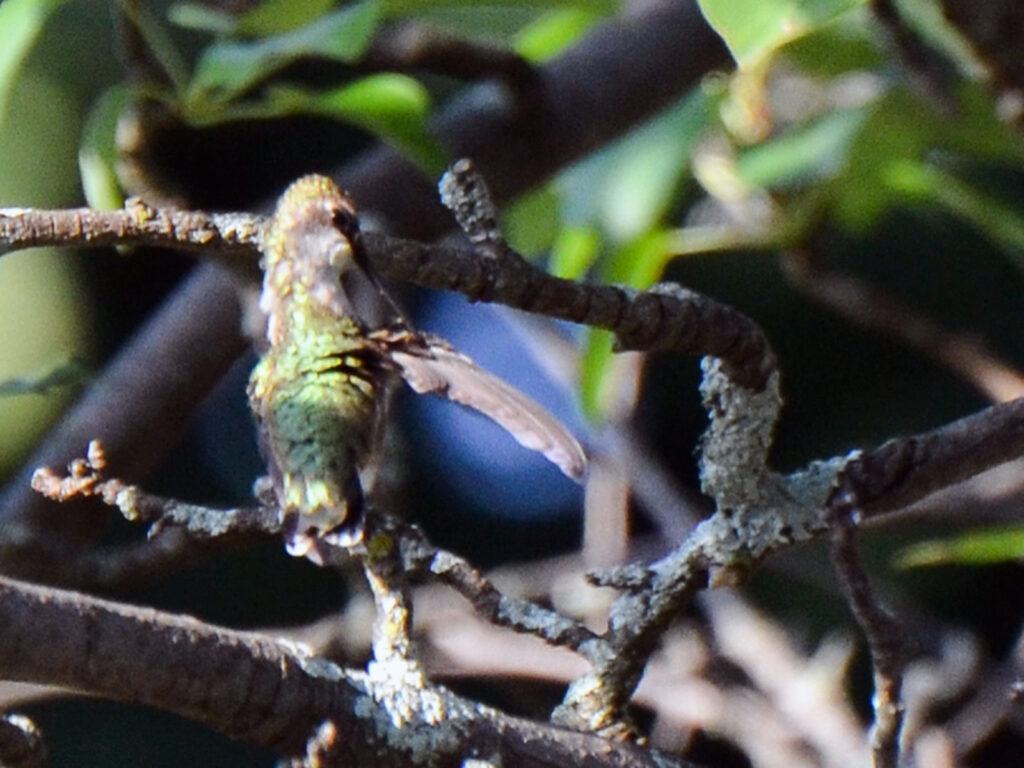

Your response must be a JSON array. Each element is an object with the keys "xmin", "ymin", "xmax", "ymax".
[{"xmin": 248, "ymin": 175, "xmax": 586, "ymax": 559}]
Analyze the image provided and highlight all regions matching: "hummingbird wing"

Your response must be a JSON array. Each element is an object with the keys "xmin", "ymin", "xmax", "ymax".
[{"xmin": 378, "ymin": 330, "xmax": 587, "ymax": 482}]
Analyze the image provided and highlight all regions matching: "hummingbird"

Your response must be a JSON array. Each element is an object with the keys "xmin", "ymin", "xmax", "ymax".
[{"xmin": 248, "ymin": 174, "xmax": 586, "ymax": 560}]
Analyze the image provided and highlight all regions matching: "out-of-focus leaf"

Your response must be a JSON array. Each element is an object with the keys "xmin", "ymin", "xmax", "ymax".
[
  {"xmin": 783, "ymin": 20, "xmax": 883, "ymax": 75},
  {"xmin": 381, "ymin": 1, "xmax": 617, "ymax": 43},
  {"xmin": 167, "ymin": 3, "xmax": 237, "ymax": 34},
  {"xmin": 580, "ymin": 328, "xmax": 615, "ymax": 422},
  {"xmin": 606, "ymin": 228, "xmax": 675, "ymax": 289},
  {"xmin": 580, "ymin": 230, "xmax": 674, "ymax": 422},
  {"xmin": 116, "ymin": 0, "xmax": 189, "ymax": 91},
  {"xmin": 890, "ymin": 0, "xmax": 985, "ymax": 77},
  {"xmin": 933, "ymin": 82, "xmax": 1024, "ymax": 162},
  {"xmin": 504, "ymin": 184, "xmax": 561, "ymax": 258},
  {"xmin": 0, "ymin": 70, "xmax": 80, "ymax": 205},
  {"xmin": 830, "ymin": 91, "xmax": 929, "ymax": 231},
  {"xmin": 0, "ymin": 0, "xmax": 70, "ymax": 125},
  {"xmin": 895, "ymin": 525, "xmax": 1024, "ymax": 568},
  {"xmin": 736, "ymin": 107, "xmax": 869, "ymax": 188},
  {"xmin": 0, "ymin": 69, "xmax": 94, "ymax": 475},
  {"xmin": 263, "ymin": 74, "xmax": 446, "ymax": 174},
  {"xmin": 886, "ymin": 160, "xmax": 1024, "ymax": 256},
  {"xmin": 381, "ymin": 5, "xmax": 538, "ymax": 45},
  {"xmin": 79, "ymin": 85, "xmax": 132, "ymax": 210},
  {"xmin": 561, "ymin": 88, "xmax": 714, "ymax": 242},
  {"xmin": 186, "ymin": 1, "xmax": 380, "ymax": 109},
  {"xmin": 383, "ymin": 0, "xmax": 616, "ymax": 11},
  {"xmin": 696, "ymin": 0, "xmax": 866, "ymax": 68},
  {"xmin": 237, "ymin": 0, "xmax": 337, "ymax": 36},
  {"xmin": 831, "ymin": 86, "xmax": 1024, "ymax": 232},
  {"xmin": 514, "ymin": 7, "xmax": 604, "ymax": 62},
  {"xmin": 0, "ymin": 358, "xmax": 89, "ymax": 398},
  {"xmin": 549, "ymin": 226, "xmax": 600, "ymax": 281}
]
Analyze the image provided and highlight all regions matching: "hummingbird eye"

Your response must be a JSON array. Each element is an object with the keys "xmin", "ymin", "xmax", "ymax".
[{"xmin": 331, "ymin": 206, "xmax": 359, "ymax": 238}]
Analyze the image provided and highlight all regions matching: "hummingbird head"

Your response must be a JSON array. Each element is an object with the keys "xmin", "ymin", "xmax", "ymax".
[{"xmin": 261, "ymin": 175, "xmax": 365, "ymax": 342}]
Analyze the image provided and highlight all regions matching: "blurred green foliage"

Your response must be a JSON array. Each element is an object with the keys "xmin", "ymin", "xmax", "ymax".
[
  {"xmin": 896, "ymin": 525, "xmax": 1024, "ymax": 568},
  {"xmin": 0, "ymin": 0, "xmax": 109, "ymax": 476}
]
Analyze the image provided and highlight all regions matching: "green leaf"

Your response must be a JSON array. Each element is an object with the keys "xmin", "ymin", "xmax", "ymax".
[
  {"xmin": 895, "ymin": 526, "xmax": 1024, "ymax": 568},
  {"xmin": 783, "ymin": 20, "xmax": 883, "ymax": 75},
  {"xmin": 0, "ymin": 0, "xmax": 70, "ymax": 126},
  {"xmin": 79, "ymin": 85, "xmax": 132, "ymax": 210},
  {"xmin": 167, "ymin": 3, "xmax": 237, "ymax": 34},
  {"xmin": 116, "ymin": 0, "xmax": 190, "ymax": 92},
  {"xmin": 889, "ymin": 0, "xmax": 986, "ymax": 78},
  {"xmin": 579, "ymin": 230, "xmax": 674, "ymax": 422},
  {"xmin": 561, "ymin": 88, "xmax": 713, "ymax": 242},
  {"xmin": 829, "ymin": 91, "xmax": 930, "ymax": 231},
  {"xmin": 736, "ymin": 107, "xmax": 869, "ymax": 188},
  {"xmin": 830, "ymin": 86, "xmax": 1024, "ymax": 233},
  {"xmin": 549, "ymin": 226, "xmax": 600, "ymax": 280},
  {"xmin": 0, "ymin": 357, "xmax": 89, "ymax": 398},
  {"xmin": 504, "ymin": 184, "xmax": 561, "ymax": 258},
  {"xmin": 696, "ymin": 0, "xmax": 866, "ymax": 68},
  {"xmin": 515, "ymin": 7, "xmax": 605, "ymax": 63},
  {"xmin": 186, "ymin": 0, "xmax": 380, "ymax": 109},
  {"xmin": 264, "ymin": 74, "xmax": 446, "ymax": 175},
  {"xmin": 885, "ymin": 161, "xmax": 1024, "ymax": 256},
  {"xmin": 606, "ymin": 228, "xmax": 675, "ymax": 288},
  {"xmin": 580, "ymin": 328, "xmax": 615, "ymax": 422},
  {"xmin": 237, "ymin": 0, "xmax": 337, "ymax": 36}
]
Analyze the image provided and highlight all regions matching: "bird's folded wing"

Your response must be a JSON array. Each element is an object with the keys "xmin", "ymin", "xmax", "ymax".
[{"xmin": 384, "ymin": 334, "xmax": 587, "ymax": 482}]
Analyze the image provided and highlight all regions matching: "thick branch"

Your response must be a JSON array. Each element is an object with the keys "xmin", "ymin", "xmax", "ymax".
[
  {"xmin": 829, "ymin": 396, "xmax": 1024, "ymax": 519},
  {"xmin": 0, "ymin": 575, "xmax": 353, "ymax": 753},
  {"xmin": 367, "ymin": 233, "xmax": 775, "ymax": 390},
  {"xmin": 0, "ymin": 576, "xmax": 694, "ymax": 767}
]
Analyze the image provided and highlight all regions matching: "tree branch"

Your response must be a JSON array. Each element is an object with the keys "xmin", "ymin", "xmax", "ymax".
[
  {"xmin": 0, "ymin": 202, "xmax": 263, "ymax": 260},
  {"xmin": 829, "ymin": 396, "xmax": 1024, "ymax": 520},
  {"xmin": 0, "ymin": 575, "xmax": 696, "ymax": 767},
  {"xmin": 829, "ymin": 498, "xmax": 906, "ymax": 768}
]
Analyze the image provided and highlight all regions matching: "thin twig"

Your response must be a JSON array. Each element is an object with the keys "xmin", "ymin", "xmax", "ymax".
[
  {"xmin": 828, "ymin": 496, "xmax": 906, "ymax": 768},
  {"xmin": 0, "ymin": 262, "xmax": 249, "ymax": 583},
  {"xmin": 30, "ymin": 439, "xmax": 280, "ymax": 540},
  {"xmin": 782, "ymin": 252, "xmax": 1024, "ymax": 403},
  {"xmin": 394, "ymin": 519, "xmax": 599, "ymax": 652},
  {"xmin": 357, "ymin": 519, "xmax": 418, "ymax": 664},
  {"xmin": 0, "ymin": 203, "xmax": 264, "ymax": 260}
]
